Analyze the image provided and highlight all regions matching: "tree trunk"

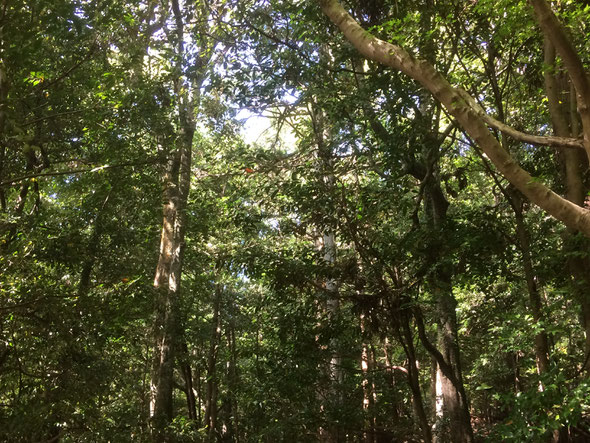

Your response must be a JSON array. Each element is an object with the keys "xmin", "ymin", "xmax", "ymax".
[
  {"xmin": 179, "ymin": 342, "xmax": 198, "ymax": 423},
  {"xmin": 224, "ymin": 301, "xmax": 239, "ymax": 442},
  {"xmin": 205, "ymin": 282, "xmax": 223, "ymax": 442},
  {"xmin": 398, "ymin": 313, "xmax": 432, "ymax": 443},
  {"xmin": 360, "ymin": 314, "xmax": 376, "ymax": 443},
  {"xmin": 431, "ymin": 273, "xmax": 473, "ymax": 443},
  {"xmin": 426, "ymin": 173, "xmax": 473, "ymax": 443},
  {"xmin": 313, "ymin": 100, "xmax": 342, "ymax": 443},
  {"xmin": 512, "ymin": 196, "xmax": 551, "ymax": 377},
  {"xmin": 530, "ymin": 0, "xmax": 590, "ymax": 160},
  {"xmin": 150, "ymin": 4, "xmax": 195, "ymax": 438},
  {"xmin": 0, "ymin": 20, "xmax": 7, "ymax": 212},
  {"xmin": 151, "ymin": 134, "xmax": 192, "ymax": 439},
  {"xmin": 431, "ymin": 360, "xmax": 444, "ymax": 441}
]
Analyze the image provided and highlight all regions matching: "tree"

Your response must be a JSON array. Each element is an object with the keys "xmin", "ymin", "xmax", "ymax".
[{"xmin": 316, "ymin": 0, "xmax": 590, "ymax": 237}]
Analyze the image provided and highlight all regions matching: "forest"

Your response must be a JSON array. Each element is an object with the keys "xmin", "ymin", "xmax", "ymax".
[{"xmin": 2, "ymin": 0, "xmax": 590, "ymax": 441}]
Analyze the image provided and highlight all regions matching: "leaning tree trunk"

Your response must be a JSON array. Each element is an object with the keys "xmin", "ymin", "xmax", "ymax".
[{"xmin": 398, "ymin": 311, "xmax": 432, "ymax": 443}]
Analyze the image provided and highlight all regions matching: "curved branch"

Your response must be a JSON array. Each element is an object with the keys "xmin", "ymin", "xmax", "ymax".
[
  {"xmin": 317, "ymin": 0, "xmax": 590, "ymax": 237},
  {"xmin": 465, "ymin": 94, "xmax": 584, "ymax": 150}
]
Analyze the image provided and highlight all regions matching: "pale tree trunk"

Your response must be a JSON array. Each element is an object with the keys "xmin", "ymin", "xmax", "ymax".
[
  {"xmin": 150, "ymin": 0, "xmax": 221, "ymax": 438},
  {"xmin": 360, "ymin": 313, "xmax": 376, "ymax": 443},
  {"xmin": 151, "ymin": 114, "xmax": 193, "ymax": 439},
  {"xmin": 150, "ymin": 0, "xmax": 195, "ymax": 439},
  {"xmin": 421, "ymin": 153, "xmax": 473, "ymax": 442},
  {"xmin": 312, "ymin": 101, "xmax": 342, "ymax": 443},
  {"xmin": 324, "ymin": 231, "xmax": 342, "ymax": 388},
  {"xmin": 431, "ymin": 360, "xmax": 444, "ymax": 441},
  {"xmin": 317, "ymin": 0, "xmax": 590, "ymax": 237},
  {"xmin": 430, "ymin": 272, "xmax": 473, "ymax": 443},
  {"xmin": 318, "ymin": 231, "xmax": 342, "ymax": 443}
]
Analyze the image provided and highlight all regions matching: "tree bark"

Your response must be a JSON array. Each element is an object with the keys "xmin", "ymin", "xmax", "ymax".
[
  {"xmin": 360, "ymin": 313, "xmax": 377, "ymax": 443},
  {"xmin": 425, "ymin": 157, "xmax": 473, "ymax": 442},
  {"xmin": 398, "ymin": 313, "xmax": 432, "ymax": 443},
  {"xmin": 150, "ymin": 1, "xmax": 196, "ymax": 439},
  {"xmin": 205, "ymin": 281, "xmax": 223, "ymax": 442},
  {"xmin": 224, "ymin": 299, "xmax": 239, "ymax": 442},
  {"xmin": 512, "ymin": 196, "xmax": 551, "ymax": 376},
  {"xmin": 430, "ymin": 272, "xmax": 473, "ymax": 443},
  {"xmin": 151, "ymin": 133, "xmax": 193, "ymax": 439},
  {"xmin": 179, "ymin": 342, "xmax": 198, "ymax": 423},
  {"xmin": 313, "ymin": 99, "xmax": 342, "ymax": 443},
  {"xmin": 316, "ymin": 0, "xmax": 590, "ymax": 237},
  {"xmin": 0, "ymin": 19, "xmax": 7, "ymax": 212}
]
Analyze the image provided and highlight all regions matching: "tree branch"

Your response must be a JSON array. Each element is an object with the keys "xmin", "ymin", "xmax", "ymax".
[
  {"xmin": 0, "ymin": 158, "xmax": 162, "ymax": 187},
  {"xmin": 461, "ymin": 88, "xmax": 584, "ymax": 150},
  {"xmin": 317, "ymin": 0, "xmax": 590, "ymax": 237}
]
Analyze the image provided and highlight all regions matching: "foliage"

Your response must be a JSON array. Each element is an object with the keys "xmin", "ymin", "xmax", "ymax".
[{"xmin": 2, "ymin": 0, "xmax": 590, "ymax": 441}]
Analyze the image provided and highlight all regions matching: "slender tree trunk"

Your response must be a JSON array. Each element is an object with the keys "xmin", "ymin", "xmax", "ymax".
[
  {"xmin": 226, "ymin": 298, "xmax": 239, "ymax": 442},
  {"xmin": 0, "ymin": 6, "xmax": 7, "ymax": 212},
  {"xmin": 382, "ymin": 337, "xmax": 401, "ymax": 426},
  {"xmin": 512, "ymin": 198, "xmax": 551, "ymax": 377},
  {"xmin": 398, "ymin": 312, "xmax": 432, "ymax": 443},
  {"xmin": 179, "ymin": 342, "xmax": 198, "ymax": 423},
  {"xmin": 78, "ymin": 192, "xmax": 111, "ymax": 298},
  {"xmin": 431, "ymin": 360, "xmax": 444, "ymax": 441},
  {"xmin": 196, "ymin": 358, "xmax": 203, "ymax": 425},
  {"xmin": 312, "ymin": 101, "xmax": 342, "ymax": 443},
  {"xmin": 360, "ymin": 314, "xmax": 376, "ymax": 443},
  {"xmin": 205, "ymin": 282, "xmax": 223, "ymax": 442}
]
